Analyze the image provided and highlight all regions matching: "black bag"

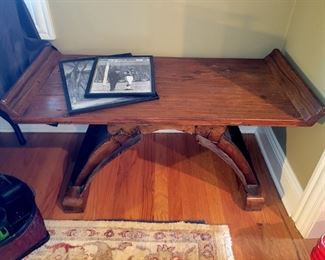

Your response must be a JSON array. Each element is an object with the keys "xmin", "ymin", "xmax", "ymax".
[{"xmin": 0, "ymin": 174, "xmax": 49, "ymax": 259}]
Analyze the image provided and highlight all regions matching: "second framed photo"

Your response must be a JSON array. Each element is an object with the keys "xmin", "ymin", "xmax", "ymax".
[{"xmin": 85, "ymin": 56, "xmax": 156, "ymax": 97}]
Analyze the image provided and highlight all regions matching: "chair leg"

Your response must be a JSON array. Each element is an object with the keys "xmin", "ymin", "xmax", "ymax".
[{"xmin": 0, "ymin": 111, "xmax": 26, "ymax": 145}]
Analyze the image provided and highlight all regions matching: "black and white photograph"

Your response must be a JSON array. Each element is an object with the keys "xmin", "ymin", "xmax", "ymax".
[
  {"xmin": 85, "ymin": 56, "xmax": 155, "ymax": 97},
  {"xmin": 59, "ymin": 56, "xmax": 158, "ymax": 115}
]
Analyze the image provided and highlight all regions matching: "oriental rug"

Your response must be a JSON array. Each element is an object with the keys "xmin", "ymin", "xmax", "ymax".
[{"xmin": 25, "ymin": 220, "xmax": 234, "ymax": 260}]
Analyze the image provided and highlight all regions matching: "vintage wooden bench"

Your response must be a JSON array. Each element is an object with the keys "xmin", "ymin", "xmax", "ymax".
[{"xmin": 1, "ymin": 46, "xmax": 323, "ymax": 212}]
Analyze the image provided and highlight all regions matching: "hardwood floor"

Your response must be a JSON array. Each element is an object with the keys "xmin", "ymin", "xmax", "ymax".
[{"xmin": 0, "ymin": 132, "xmax": 316, "ymax": 259}]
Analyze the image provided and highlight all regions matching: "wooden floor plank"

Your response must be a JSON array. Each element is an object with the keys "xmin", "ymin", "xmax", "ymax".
[{"xmin": 0, "ymin": 132, "xmax": 315, "ymax": 259}]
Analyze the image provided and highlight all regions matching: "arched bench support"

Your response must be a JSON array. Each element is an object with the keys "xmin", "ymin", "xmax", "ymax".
[
  {"xmin": 195, "ymin": 126, "xmax": 264, "ymax": 210},
  {"xmin": 59, "ymin": 124, "xmax": 264, "ymax": 212},
  {"xmin": 60, "ymin": 124, "xmax": 142, "ymax": 212}
]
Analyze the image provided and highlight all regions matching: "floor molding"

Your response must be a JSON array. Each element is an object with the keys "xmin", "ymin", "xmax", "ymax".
[
  {"xmin": 292, "ymin": 150, "xmax": 325, "ymax": 238},
  {"xmin": 0, "ymin": 123, "xmax": 258, "ymax": 134},
  {"xmin": 238, "ymin": 126, "xmax": 258, "ymax": 134},
  {"xmin": 0, "ymin": 118, "xmax": 88, "ymax": 133},
  {"xmin": 254, "ymin": 127, "xmax": 303, "ymax": 216}
]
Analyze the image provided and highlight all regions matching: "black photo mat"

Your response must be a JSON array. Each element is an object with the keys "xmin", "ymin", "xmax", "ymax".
[
  {"xmin": 85, "ymin": 56, "xmax": 156, "ymax": 98},
  {"xmin": 59, "ymin": 54, "xmax": 158, "ymax": 115}
]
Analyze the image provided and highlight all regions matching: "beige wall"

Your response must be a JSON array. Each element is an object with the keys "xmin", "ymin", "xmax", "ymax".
[
  {"xmin": 49, "ymin": 0, "xmax": 294, "ymax": 58},
  {"xmin": 280, "ymin": 0, "xmax": 325, "ymax": 188},
  {"xmin": 285, "ymin": 125, "xmax": 325, "ymax": 187}
]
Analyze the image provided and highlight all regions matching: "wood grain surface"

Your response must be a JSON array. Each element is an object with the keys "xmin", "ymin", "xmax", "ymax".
[
  {"xmin": 3, "ymin": 47, "xmax": 323, "ymax": 126},
  {"xmin": 0, "ymin": 132, "xmax": 316, "ymax": 259}
]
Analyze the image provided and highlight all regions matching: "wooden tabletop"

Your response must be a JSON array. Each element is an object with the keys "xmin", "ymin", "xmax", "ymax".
[{"xmin": 2, "ymin": 47, "xmax": 323, "ymax": 127}]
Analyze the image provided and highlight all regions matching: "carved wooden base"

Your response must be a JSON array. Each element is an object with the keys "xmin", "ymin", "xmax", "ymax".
[
  {"xmin": 195, "ymin": 126, "xmax": 264, "ymax": 210},
  {"xmin": 59, "ymin": 124, "xmax": 264, "ymax": 212},
  {"xmin": 59, "ymin": 124, "xmax": 141, "ymax": 212}
]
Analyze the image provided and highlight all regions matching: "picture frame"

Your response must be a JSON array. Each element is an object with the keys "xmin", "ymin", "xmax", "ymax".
[
  {"xmin": 84, "ymin": 56, "xmax": 156, "ymax": 98},
  {"xmin": 59, "ymin": 54, "xmax": 159, "ymax": 115}
]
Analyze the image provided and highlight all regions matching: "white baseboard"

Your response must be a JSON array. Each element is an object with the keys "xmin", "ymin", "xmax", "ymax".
[
  {"xmin": 293, "ymin": 150, "xmax": 325, "ymax": 238},
  {"xmin": 255, "ymin": 127, "xmax": 303, "ymax": 216},
  {"xmin": 154, "ymin": 129, "xmax": 183, "ymax": 133},
  {"xmin": 238, "ymin": 126, "xmax": 258, "ymax": 134},
  {"xmin": 0, "ymin": 121, "xmax": 258, "ymax": 134},
  {"xmin": 0, "ymin": 118, "xmax": 88, "ymax": 133}
]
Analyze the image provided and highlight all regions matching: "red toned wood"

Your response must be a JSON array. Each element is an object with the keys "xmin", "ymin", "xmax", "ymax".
[
  {"xmin": 2, "ymin": 48, "xmax": 323, "ymax": 126},
  {"xmin": 1, "ymin": 47, "xmax": 323, "ymax": 213},
  {"xmin": 1, "ymin": 47, "xmax": 61, "ymax": 117},
  {"xmin": 265, "ymin": 49, "xmax": 324, "ymax": 125}
]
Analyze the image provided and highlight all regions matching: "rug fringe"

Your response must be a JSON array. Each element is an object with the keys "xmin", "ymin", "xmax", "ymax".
[
  {"xmin": 45, "ymin": 220, "xmax": 229, "ymax": 232},
  {"xmin": 223, "ymin": 227, "xmax": 235, "ymax": 260}
]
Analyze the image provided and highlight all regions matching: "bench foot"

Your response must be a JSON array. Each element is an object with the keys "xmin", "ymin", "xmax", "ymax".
[
  {"xmin": 195, "ymin": 126, "xmax": 264, "ymax": 211},
  {"xmin": 245, "ymin": 193, "xmax": 265, "ymax": 211},
  {"xmin": 61, "ymin": 186, "xmax": 90, "ymax": 213}
]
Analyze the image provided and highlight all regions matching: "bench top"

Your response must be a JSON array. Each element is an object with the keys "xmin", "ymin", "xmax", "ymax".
[{"xmin": 1, "ymin": 47, "xmax": 323, "ymax": 126}]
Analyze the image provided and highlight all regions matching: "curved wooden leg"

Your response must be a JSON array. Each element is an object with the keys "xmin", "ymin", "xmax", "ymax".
[
  {"xmin": 60, "ymin": 124, "xmax": 142, "ymax": 212},
  {"xmin": 60, "ymin": 124, "xmax": 264, "ymax": 212},
  {"xmin": 195, "ymin": 126, "xmax": 264, "ymax": 210}
]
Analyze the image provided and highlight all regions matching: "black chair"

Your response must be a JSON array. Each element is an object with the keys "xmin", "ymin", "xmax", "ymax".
[{"xmin": 0, "ymin": 111, "xmax": 26, "ymax": 145}]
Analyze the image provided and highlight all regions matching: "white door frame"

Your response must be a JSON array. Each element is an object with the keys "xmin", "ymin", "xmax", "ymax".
[
  {"xmin": 293, "ymin": 150, "xmax": 325, "ymax": 238},
  {"xmin": 23, "ymin": 0, "xmax": 56, "ymax": 40}
]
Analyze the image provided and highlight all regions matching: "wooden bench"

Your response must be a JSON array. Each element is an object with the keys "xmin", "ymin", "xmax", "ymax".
[{"xmin": 1, "ymin": 47, "xmax": 323, "ymax": 212}]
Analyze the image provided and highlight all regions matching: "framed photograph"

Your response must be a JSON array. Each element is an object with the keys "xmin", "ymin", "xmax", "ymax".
[
  {"xmin": 85, "ymin": 56, "xmax": 156, "ymax": 97},
  {"xmin": 59, "ymin": 55, "xmax": 158, "ymax": 115}
]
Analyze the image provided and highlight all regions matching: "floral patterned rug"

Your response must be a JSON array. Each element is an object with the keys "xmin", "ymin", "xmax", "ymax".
[{"xmin": 25, "ymin": 220, "xmax": 234, "ymax": 260}]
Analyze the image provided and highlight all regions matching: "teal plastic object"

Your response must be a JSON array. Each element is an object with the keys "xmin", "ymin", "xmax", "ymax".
[{"xmin": 0, "ymin": 227, "xmax": 9, "ymax": 241}]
